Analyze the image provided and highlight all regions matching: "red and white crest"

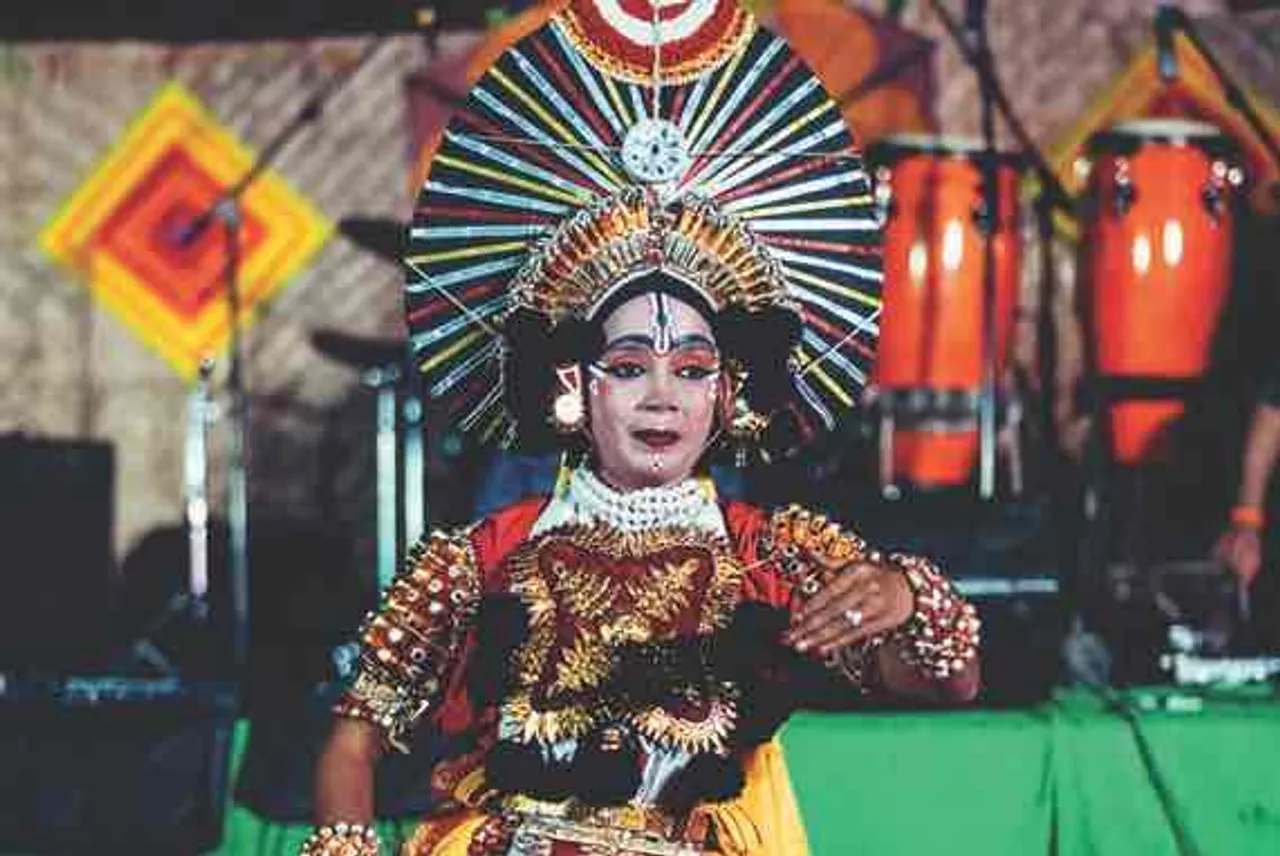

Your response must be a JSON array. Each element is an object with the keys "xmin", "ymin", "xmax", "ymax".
[{"xmin": 557, "ymin": 0, "xmax": 755, "ymax": 84}]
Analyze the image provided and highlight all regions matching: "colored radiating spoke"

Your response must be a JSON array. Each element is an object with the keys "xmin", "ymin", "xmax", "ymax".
[{"xmin": 406, "ymin": 3, "xmax": 883, "ymax": 449}]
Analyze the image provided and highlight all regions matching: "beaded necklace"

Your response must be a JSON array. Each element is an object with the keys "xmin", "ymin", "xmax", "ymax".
[{"xmin": 531, "ymin": 467, "xmax": 723, "ymax": 536}]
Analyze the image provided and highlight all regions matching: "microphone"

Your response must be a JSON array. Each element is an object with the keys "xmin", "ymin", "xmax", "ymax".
[
  {"xmin": 1155, "ymin": 5, "xmax": 1183, "ymax": 84},
  {"xmin": 965, "ymin": 0, "xmax": 987, "ymax": 36}
]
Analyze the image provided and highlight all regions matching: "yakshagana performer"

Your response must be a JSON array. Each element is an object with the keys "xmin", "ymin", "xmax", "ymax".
[{"xmin": 305, "ymin": 2, "xmax": 980, "ymax": 853}]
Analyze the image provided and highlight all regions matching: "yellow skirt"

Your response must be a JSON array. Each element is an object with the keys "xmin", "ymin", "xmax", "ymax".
[{"xmin": 403, "ymin": 739, "xmax": 810, "ymax": 856}]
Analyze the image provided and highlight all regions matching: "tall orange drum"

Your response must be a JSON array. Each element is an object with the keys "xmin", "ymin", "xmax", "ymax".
[
  {"xmin": 1080, "ymin": 119, "xmax": 1243, "ymax": 464},
  {"xmin": 868, "ymin": 135, "xmax": 1024, "ymax": 488}
]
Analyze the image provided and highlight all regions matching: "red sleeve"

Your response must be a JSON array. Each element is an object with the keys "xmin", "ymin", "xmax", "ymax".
[
  {"xmin": 471, "ymin": 497, "xmax": 547, "ymax": 591},
  {"xmin": 723, "ymin": 501, "xmax": 797, "ymax": 610}
]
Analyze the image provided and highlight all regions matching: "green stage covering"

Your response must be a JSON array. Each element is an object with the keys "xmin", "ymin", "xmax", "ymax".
[{"xmin": 216, "ymin": 689, "xmax": 1280, "ymax": 856}]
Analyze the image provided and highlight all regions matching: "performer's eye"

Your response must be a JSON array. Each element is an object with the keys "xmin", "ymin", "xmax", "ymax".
[
  {"xmin": 601, "ymin": 361, "xmax": 645, "ymax": 379},
  {"xmin": 675, "ymin": 364, "xmax": 718, "ymax": 380}
]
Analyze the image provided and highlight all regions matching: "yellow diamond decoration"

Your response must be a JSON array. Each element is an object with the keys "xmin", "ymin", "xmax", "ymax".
[{"xmin": 40, "ymin": 81, "xmax": 332, "ymax": 381}]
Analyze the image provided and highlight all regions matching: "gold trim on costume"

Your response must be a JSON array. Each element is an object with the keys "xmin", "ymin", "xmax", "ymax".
[
  {"xmin": 632, "ymin": 693, "xmax": 739, "ymax": 756},
  {"xmin": 499, "ymin": 523, "xmax": 746, "ymax": 751}
]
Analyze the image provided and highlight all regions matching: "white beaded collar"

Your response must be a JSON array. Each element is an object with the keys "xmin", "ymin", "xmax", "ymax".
[{"xmin": 530, "ymin": 467, "xmax": 725, "ymax": 537}]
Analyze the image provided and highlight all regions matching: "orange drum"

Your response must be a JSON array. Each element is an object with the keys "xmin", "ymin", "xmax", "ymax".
[
  {"xmin": 1080, "ymin": 119, "xmax": 1243, "ymax": 464},
  {"xmin": 868, "ymin": 135, "xmax": 1024, "ymax": 488}
]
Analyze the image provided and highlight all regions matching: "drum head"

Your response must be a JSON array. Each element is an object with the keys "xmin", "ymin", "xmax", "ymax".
[
  {"xmin": 868, "ymin": 134, "xmax": 1024, "ymax": 168},
  {"xmin": 1089, "ymin": 118, "xmax": 1234, "ymax": 157}
]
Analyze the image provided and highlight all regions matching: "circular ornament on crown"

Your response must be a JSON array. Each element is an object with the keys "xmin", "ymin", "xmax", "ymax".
[{"xmin": 557, "ymin": 0, "xmax": 755, "ymax": 84}]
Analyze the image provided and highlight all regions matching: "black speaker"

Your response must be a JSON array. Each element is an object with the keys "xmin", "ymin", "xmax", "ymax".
[
  {"xmin": 112, "ymin": 516, "xmax": 368, "ymax": 684},
  {"xmin": 0, "ymin": 678, "xmax": 238, "ymax": 854},
  {"xmin": 955, "ymin": 576, "xmax": 1064, "ymax": 705},
  {"xmin": 0, "ymin": 435, "xmax": 114, "ymax": 674}
]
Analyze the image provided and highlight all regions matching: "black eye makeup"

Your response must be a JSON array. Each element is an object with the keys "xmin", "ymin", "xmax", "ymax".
[
  {"xmin": 597, "ymin": 358, "xmax": 646, "ymax": 379},
  {"xmin": 592, "ymin": 346, "xmax": 721, "ymax": 383}
]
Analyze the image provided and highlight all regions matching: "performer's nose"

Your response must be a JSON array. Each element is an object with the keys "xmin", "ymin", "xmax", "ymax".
[{"xmin": 639, "ymin": 368, "xmax": 678, "ymax": 412}]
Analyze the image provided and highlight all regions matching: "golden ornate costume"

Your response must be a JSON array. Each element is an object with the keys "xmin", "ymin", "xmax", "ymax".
[{"xmin": 332, "ymin": 471, "xmax": 977, "ymax": 855}]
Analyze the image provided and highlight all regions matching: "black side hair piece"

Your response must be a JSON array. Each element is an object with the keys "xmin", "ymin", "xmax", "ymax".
[
  {"xmin": 713, "ymin": 305, "xmax": 802, "ymax": 412},
  {"xmin": 502, "ymin": 310, "xmax": 604, "ymax": 452},
  {"xmin": 502, "ymin": 309, "xmax": 557, "ymax": 449},
  {"xmin": 550, "ymin": 316, "xmax": 604, "ymax": 365}
]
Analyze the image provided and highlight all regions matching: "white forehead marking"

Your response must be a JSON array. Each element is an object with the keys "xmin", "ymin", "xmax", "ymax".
[{"xmin": 648, "ymin": 292, "xmax": 679, "ymax": 355}]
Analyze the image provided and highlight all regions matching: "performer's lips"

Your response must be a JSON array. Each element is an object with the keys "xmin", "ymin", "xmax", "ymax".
[{"xmin": 633, "ymin": 429, "xmax": 680, "ymax": 449}]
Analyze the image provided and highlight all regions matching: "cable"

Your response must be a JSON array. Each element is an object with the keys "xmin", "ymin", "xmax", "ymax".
[{"xmin": 1078, "ymin": 682, "xmax": 1203, "ymax": 856}]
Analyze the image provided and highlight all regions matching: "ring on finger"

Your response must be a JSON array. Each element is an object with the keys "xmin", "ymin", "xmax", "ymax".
[{"xmin": 843, "ymin": 607, "xmax": 864, "ymax": 628}]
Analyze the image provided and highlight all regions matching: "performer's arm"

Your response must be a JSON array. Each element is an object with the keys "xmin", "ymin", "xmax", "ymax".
[
  {"xmin": 1213, "ymin": 401, "xmax": 1280, "ymax": 584},
  {"xmin": 786, "ymin": 554, "xmax": 980, "ymax": 703},
  {"xmin": 314, "ymin": 718, "xmax": 382, "ymax": 824},
  {"xmin": 762, "ymin": 506, "xmax": 980, "ymax": 704},
  {"xmin": 873, "ymin": 631, "xmax": 980, "ymax": 703},
  {"xmin": 306, "ymin": 529, "xmax": 482, "ymax": 851}
]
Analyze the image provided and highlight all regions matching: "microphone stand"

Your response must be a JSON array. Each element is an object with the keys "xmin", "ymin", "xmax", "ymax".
[
  {"xmin": 185, "ymin": 358, "xmax": 216, "ymax": 617},
  {"xmin": 968, "ymin": 0, "xmax": 1001, "ymax": 500},
  {"xmin": 176, "ymin": 39, "xmax": 384, "ymax": 673},
  {"xmin": 1165, "ymin": 6, "xmax": 1280, "ymax": 203},
  {"xmin": 923, "ymin": 0, "xmax": 1077, "ymax": 500},
  {"xmin": 925, "ymin": 0, "xmax": 1093, "ymax": 666}
]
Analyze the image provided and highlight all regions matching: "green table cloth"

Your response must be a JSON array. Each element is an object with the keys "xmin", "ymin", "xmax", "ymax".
[{"xmin": 216, "ymin": 688, "xmax": 1280, "ymax": 856}]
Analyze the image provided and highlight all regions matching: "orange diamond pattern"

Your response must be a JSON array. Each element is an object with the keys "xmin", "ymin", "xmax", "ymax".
[{"xmin": 40, "ymin": 82, "xmax": 331, "ymax": 381}]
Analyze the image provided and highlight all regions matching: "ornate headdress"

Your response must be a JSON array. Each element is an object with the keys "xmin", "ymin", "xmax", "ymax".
[{"xmin": 405, "ymin": 0, "xmax": 882, "ymax": 458}]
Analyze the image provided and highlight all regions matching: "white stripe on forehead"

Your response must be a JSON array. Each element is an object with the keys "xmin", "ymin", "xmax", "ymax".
[{"xmin": 648, "ymin": 292, "xmax": 679, "ymax": 355}]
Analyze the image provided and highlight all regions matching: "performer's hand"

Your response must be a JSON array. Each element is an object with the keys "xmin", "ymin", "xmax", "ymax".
[
  {"xmin": 1212, "ymin": 526, "xmax": 1263, "ymax": 585},
  {"xmin": 785, "ymin": 563, "xmax": 914, "ymax": 656}
]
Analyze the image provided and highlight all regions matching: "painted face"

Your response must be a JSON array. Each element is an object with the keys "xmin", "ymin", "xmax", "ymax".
[{"xmin": 587, "ymin": 292, "xmax": 721, "ymax": 490}]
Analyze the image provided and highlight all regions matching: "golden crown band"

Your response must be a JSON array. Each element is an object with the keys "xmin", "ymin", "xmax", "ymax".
[{"xmin": 507, "ymin": 188, "xmax": 797, "ymax": 327}]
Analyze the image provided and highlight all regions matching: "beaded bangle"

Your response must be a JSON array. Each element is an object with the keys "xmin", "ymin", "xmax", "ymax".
[
  {"xmin": 299, "ymin": 822, "xmax": 382, "ymax": 856},
  {"xmin": 887, "ymin": 555, "xmax": 980, "ymax": 681},
  {"xmin": 1230, "ymin": 505, "xmax": 1265, "ymax": 531}
]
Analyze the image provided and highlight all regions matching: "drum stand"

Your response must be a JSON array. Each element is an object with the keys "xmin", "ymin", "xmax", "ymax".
[
  {"xmin": 874, "ymin": 388, "xmax": 1025, "ymax": 500},
  {"xmin": 1074, "ymin": 7, "xmax": 1279, "ymax": 668},
  {"xmin": 115, "ymin": 362, "xmax": 219, "ymax": 677},
  {"xmin": 311, "ymin": 325, "xmax": 431, "ymax": 601},
  {"xmin": 365, "ymin": 365, "xmax": 401, "ymax": 593},
  {"xmin": 969, "ymin": 0, "xmax": 1001, "ymax": 500},
  {"xmin": 915, "ymin": 0, "xmax": 1076, "ymax": 501},
  {"xmin": 361, "ymin": 363, "xmax": 428, "ymax": 594},
  {"xmin": 1159, "ymin": 6, "xmax": 1280, "ymax": 202},
  {"xmin": 183, "ymin": 360, "xmax": 216, "ymax": 623}
]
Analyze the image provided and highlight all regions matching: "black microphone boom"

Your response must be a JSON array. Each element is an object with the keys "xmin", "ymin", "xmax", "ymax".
[{"xmin": 1156, "ymin": 4, "xmax": 1183, "ymax": 84}]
